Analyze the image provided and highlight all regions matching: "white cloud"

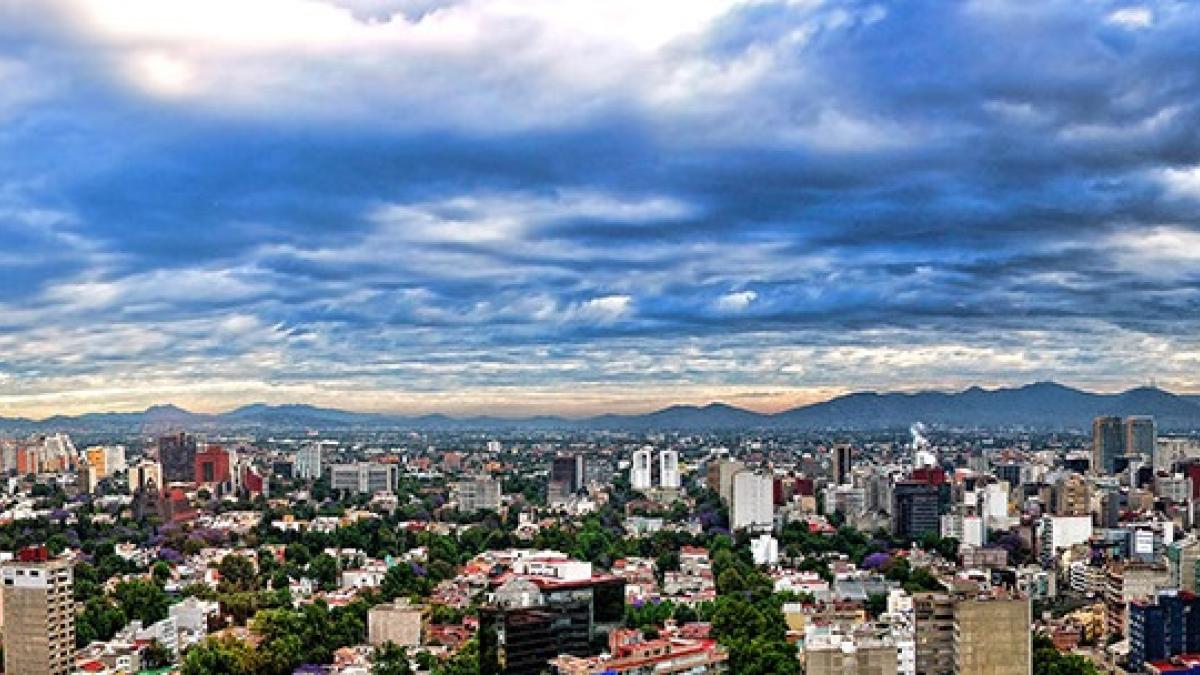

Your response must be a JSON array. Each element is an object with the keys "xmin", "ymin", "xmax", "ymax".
[
  {"xmin": 1107, "ymin": 6, "xmax": 1153, "ymax": 28},
  {"xmin": 1106, "ymin": 225, "xmax": 1200, "ymax": 276},
  {"xmin": 565, "ymin": 295, "xmax": 632, "ymax": 323},
  {"xmin": 1157, "ymin": 165, "xmax": 1200, "ymax": 200},
  {"xmin": 716, "ymin": 289, "xmax": 757, "ymax": 312}
]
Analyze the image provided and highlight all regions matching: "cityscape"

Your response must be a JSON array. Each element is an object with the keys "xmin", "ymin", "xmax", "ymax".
[{"xmin": 4, "ymin": 1, "xmax": 1200, "ymax": 675}]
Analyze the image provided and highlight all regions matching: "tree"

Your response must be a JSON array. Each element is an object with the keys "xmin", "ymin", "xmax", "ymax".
[
  {"xmin": 114, "ymin": 579, "xmax": 170, "ymax": 625},
  {"xmin": 309, "ymin": 553, "xmax": 339, "ymax": 590},
  {"xmin": 181, "ymin": 636, "xmax": 260, "ymax": 675},
  {"xmin": 141, "ymin": 639, "xmax": 173, "ymax": 669},
  {"xmin": 372, "ymin": 643, "xmax": 414, "ymax": 675},
  {"xmin": 218, "ymin": 554, "xmax": 259, "ymax": 593},
  {"xmin": 1033, "ymin": 633, "xmax": 1100, "ymax": 675},
  {"xmin": 152, "ymin": 561, "xmax": 172, "ymax": 585}
]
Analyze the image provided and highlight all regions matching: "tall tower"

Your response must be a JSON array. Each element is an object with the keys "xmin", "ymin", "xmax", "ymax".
[
  {"xmin": 631, "ymin": 447, "xmax": 653, "ymax": 491},
  {"xmin": 659, "ymin": 449, "xmax": 680, "ymax": 489},
  {"xmin": 833, "ymin": 444, "xmax": 852, "ymax": 486},
  {"xmin": 1092, "ymin": 416, "xmax": 1124, "ymax": 475},
  {"xmin": 1125, "ymin": 416, "xmax": 1156, "ymax": 466},
  {"xmin": 295, "ymin": 443, "xmax": 323, "ymax": 480},
  {"xmin": 158, "ymin": 432, "xmax": 197, "ymax": 483},
  {"xmin": 2, "ymin": 547, "xmax": 75, "ymax": 675}
]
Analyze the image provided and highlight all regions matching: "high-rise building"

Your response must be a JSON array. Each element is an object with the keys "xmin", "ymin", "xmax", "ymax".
[
  {"xmin": 892, "ymin": 481, "xmax": 940, "ymax": 539},
  {"xmin": 1168, "ymin": 538, "xmax": 1200, "ymax": 594},
  {"xmin": 158, "ymin": 432, "xmax": 197, "ymax": 483},
  {"xmin": 659, "ymin": 449, "xmax": 680, "ymax": 489},
  {"xmin": 551, "ymin": 454, "xmax": 585, "ymax": 493},
  {"xmin": 731, "ymin": 471, "xmax": 774, "ymax": 532},
  {"xmin": 1129, "ymin": 590, "xmax": 1200, "ymax": 672},
  {"xmin": 716, "ymin": 459, "xmax": 745, "ymax": 503},
  {"xmin": 913, "ymin": 593, "xmax": 955, "ymax": 675},
  {"xmin": 130, "ymin": 459, "xmax": 164, "ymax": 492},
  {"xmin": 630, "ymin": 447, "xmax": 653, "ymax": 491},
  {"xmin": 953, "ymin": 595, "xmax": 1031, "ymax": 675},
  {"xmin": 1093, "ymin": 416, "xmax": 1124, "ymax": 475},
  {"xmin": 194, "ymin": 446, "xmax": 231, "ymax": 485},
  {"xmin": 330, "ymin": 462, "xmax": 398, "ymax": 495},
  {"xmin": 295, "ymin": 443, "xmax": 323, "ymax": 480},
  {"xmin": 1, "ymin": 547, "xmax": 75, "ymax": 675},
  {"xmin": 1051, "ymin": 473, "xmax": 1091, "ymax": 516},
  {"xmin": 452, "ymin": 476, "xmax": 502, "ymax": 513},
  {"xmin": 1126, "ymin": 416, "xmax": 1157, "ymax": 466},
  {"xmin": 1105, "ymin": 561, "xmax": 1171, "ymax": 638},
  {"xmin": 833, "ymin": 444, "xmax": 853, "ymax": 486}
]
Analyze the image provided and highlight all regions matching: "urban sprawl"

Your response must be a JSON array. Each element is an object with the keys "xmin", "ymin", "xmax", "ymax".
[{"xmin": 1, "ymin": 415, "xmax": 1197, "ymax": 674}]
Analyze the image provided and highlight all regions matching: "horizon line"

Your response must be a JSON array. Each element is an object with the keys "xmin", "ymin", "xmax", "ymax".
[{"xmin": 1, "ymin": 379, "xmax": 1190, "ymax": 423}]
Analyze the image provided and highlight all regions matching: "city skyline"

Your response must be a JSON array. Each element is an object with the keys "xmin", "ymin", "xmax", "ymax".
[{"xmin": 4, "ymin": 0, "xmax": 1200, "ymax": 417}]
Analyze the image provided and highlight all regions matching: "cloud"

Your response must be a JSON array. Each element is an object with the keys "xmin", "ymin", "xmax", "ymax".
[
  {"xmin": 715, "ymin": 290, "xmax": 757, "ymax": 313},
  {"xmin": 3, "ymin": 0, "xmax": 1200, "ymax": 414}
]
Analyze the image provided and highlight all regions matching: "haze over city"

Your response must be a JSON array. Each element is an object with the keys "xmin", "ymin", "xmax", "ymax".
[{"xmin": 3, "ymin": 0, "xmax": 1200, "ymax": 418}]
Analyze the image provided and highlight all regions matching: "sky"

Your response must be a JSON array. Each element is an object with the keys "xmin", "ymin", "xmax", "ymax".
[{"xmin": 1, "ymin": 0, "xmax": 1200, "ymax": 418}]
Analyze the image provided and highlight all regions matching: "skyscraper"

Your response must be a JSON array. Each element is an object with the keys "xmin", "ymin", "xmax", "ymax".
[
  {"xmin": 2, "ymin": 547, "xmax": 75, "ymax": 675},
  {"xmin": 1126, "ymin": 416, "xmax": 1157, "ymax": 466},
  {"xmin": 833, "ymin": 444, "xmax": 852, "ymax": 486},
  {"xmin": 659, "ymin": 449, "xmax": 680, "ymax": 489},
  {"xmin": 1092, "ymin": 416, "xmax": 1124, "ymax": 475},
  {"xmin": 295, "ymin": 442, "xmax": 323, "ymax": 480},
  {"xmin": 731, "ymin": 471, "xmax": 774, "ymax": 531},
  {"xmin": 892, "ymin": 481, "xmax": 940, "ymax": 539},
  {"xmin": 551, "ymin": 454, "xmax": 585, "ymax": 493},
  {"xmin": 158, "ymin": 432, "xmax": 197, "ymax": 483},
  {"xmin": 631, "ymin": 446, "xmax": 653, "ymax": 491}
]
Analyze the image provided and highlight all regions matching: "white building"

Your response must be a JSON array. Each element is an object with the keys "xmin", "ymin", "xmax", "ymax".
[
  {"xmin": 659, "ymin": 449, "xmax": 680, "ymax": 489},
  {"xmin": 1039, "ymin": 515, "xmax": 1093, "ymax": 562},
  {"xmin": 452, "ymin": 477, "xmax": 502, "ymax": 513},
  {"xmin": 295, "ymin": 443, "xmax": 323, "ymax": 480},
  {"xmin": 751, "ymin": 534, "xmax": 779, "ymax": 566},
  {"xmin": 731, "ymin": 471, "xmax": 774, "ymax": 532},
  {"xmin": 631, "ymin": 447, "xmax": 653, "ymax": 491},
  {"xmin": 330, "ymin": 462, "xmax": 397, "ymax": 495}
]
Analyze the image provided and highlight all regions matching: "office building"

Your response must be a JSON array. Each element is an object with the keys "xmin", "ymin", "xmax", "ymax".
[
  {"xmin": 659, "ymin": 449, "xmax": 680, "ymax": 489},
  {"xmin": 953, "ymin": 595, "xmax": 1031, "ymax": 675},
  {"xmin": 158, "ymin": 432, "xmax": 197, "ymax": 483},
  {"xmin": 1051, "ymin": 473, "xmax": 1091, "ymax": 516},
  {"xmin": 551, "ymin": 454, "xmax": 585, "ymax": 493},
  {"xmin": 452, "ymin": 476, "xmax": 502, "ymax": 513},
  {"xmin": 834, "ymin": 444, "xmax": 853, "ymax": 486},
  {"xmin": 1105, "ymin": 561, "xmax": 1171, "ymax": 638},
  {"xmin": 892, "ymin": 481, "xmax": 940, "ymax": 539},
  {"xmin": 630, "ymin": 447, "xmax": 653, "ymax": 491},
  {"xmin": 714, "ymin": 459, "xmax": 745, "ymax": 503},
  {"xmin": 913, "ymin": 593, "xmax": 955, "ymax": 675},
  {"xmin": 1126, "ymin": 416, "xmax": 1157, "ymax": 466},
  {"xmin": 1, "ymin": 547, "xmax": 75, "ymax": 675},
  {"xmin": 295, "ymin": 443, "xmax": 323, "ymax": 480},
  {"xmin": 368, "ymin": 600, "xmax": 429, "ymax": 647},
  {"xmin": 330, "ymin": 462, "xmax": 398, "ymax": 495},
  {"xmin": 1168, "ymin": 538, "xmax": 1200, "ymax": 593},
  {"xmin": 804, "ymin": 628, "xmax": 898, "ymax": 675},
  {"xmin": 194, "ymin": 445, "xmax": 231, "ymax": 485},
  {"xmin": 1093, "ymin": 416, "xmax": 1124, "ymax": 475},
  {"xmin": 480, "ymin": 598, "xmax": 592, "ymax": 675},
  {"xmin": 1129, "ymin": 590, "xmax": 1200, "ymax": 672},
  {"xmin": 731, "ymin": 471, "xmax": 774, "ymax": 532},
  {"xmin": 130, "ymin": 459, "xmax": 164, "ymax": 492}
]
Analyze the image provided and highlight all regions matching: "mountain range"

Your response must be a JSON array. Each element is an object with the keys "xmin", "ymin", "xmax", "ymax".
[{"xmin": 3, "ymin": 382, "xmax": 1200, "ymax": 434}]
